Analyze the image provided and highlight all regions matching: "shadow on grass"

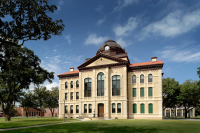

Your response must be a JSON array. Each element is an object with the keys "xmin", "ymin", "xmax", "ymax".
[{"xmin": 2, "ymin": 122, "xmax": 162, "ymax": 133}]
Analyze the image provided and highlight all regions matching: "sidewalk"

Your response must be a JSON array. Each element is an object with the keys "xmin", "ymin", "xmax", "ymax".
[{"xmin": 0, "ymin": 121, "xmax": 81, "ymax": 132}]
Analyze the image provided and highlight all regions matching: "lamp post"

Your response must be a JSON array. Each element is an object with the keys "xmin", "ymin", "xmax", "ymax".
[{"xmin": 93, "ymin": 109, "xmax": 95, "ymax": 118}]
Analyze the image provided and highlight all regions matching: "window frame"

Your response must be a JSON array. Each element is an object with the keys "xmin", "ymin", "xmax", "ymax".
[
  {"xmin": 148, "ymin": 87, "xmax": 153, "ymax": 97},
  {"xmin": 84, "ymin": 104, "xmax": 87, "ymax": 113},
  {"xmin": 76, "ymin": 105, "xmax": 79, "ymax": 113},
  {"xmin": 65, "ymin": 93, "xmax": 67, "ymax": 100},
  {"xmin": 133, "ymin": 104, "xmax": 137, "ymax": 113},
  {"xmin": 70, "ymin": 81, "xmax": 73, "ymax": 88},
  {"xmin": 148, "ymin": 74, "xmax": 153, "ymax": 82},
  {"xmin": 76, "ymin": 92, "xmax": 79, "ymax": 99},
  {"xmin": 97, "ymin": 72, "xmax": 104, "ymax": 96},
  {"xmin": 140, "ymin": 88, "xmax": 144, "ymax": 97},
  {"xmin": 140, "ymin": 103, "xmax": 145, "ymax": 113},
  {"xmin": 89, "ymin": 104, "xmax": 92, "ymax": 113},
  {"xmin": 65, "ymin": 82, "xmax": 68, "ymax": 89},
  {"xmin": 65, "ymin": 105, "xmax": 68, "ymax": 113},
  {"xmin": 117, "ymin": 103, "xmax": 121, "ymax": 113},
  {"xmin": 70, "ymin": 92, "xmax": 73, "ymax": 100},
  {"xmin": 132, "ymin": 75, "xmax": 136, "ymax": 83},
  {"xmin": 112, "ymin": 103, "xmax": 115, "ymax": 113},
  {"xmin": 133, "ymin": 88, "xmax": 136, "ymax": 97},
  {"xmin": 112, "ymin": 75, "xmax": 120, "ymax": 96},
  {"xmin": 140, "ymin": 74, "xmax": 144, "ymax": 83},
  {"xmin": 84, "ymin": 78, "xmax": 92, "ymax": 97},
  {"xmin": 76, "ymin": 80, "xmax": 79, "ymax": 88},
  {"xmin": 70, "ymin": 105, "xmax": 73, "ymax": 114},
  {"xmin": 149, "ymin": 103, "xmax": 153, "ymax": 114}
]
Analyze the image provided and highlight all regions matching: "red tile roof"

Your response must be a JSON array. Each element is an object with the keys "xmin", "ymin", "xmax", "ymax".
[
  {"xmin": 58, "ymin": 70, "xmax": 79, "ymax": 76},
  {"xmin": 129, "ymin": 60, "xmax": 164, "ymax": 67}
]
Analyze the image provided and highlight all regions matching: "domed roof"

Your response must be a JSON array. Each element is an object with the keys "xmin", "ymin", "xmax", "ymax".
[
  {"xmin": 97, "ymin": 40, "xmax": 122, "ymax": 53},
  {"xmin": 97, "ymin": 40, "xmax": 125, "ymax": 55}
]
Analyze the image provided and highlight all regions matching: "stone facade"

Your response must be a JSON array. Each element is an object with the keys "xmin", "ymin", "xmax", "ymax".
[{"xmin": 58, "ymin": 40, "xmax": 164, "ymax": 120}]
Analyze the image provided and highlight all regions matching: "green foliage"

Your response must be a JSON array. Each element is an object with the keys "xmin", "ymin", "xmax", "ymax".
[
  {"xmin": 197, "ymin": 67, "xmax": 200, "ymax": 78},
  {"xmin": 177, "ymin": 80, "xmax": 200, "ymax": 118},
  {"xmin": 162, "ymin": 78, "xmax": 180, "ymax": 109},
  {"xmin": 0, "ymin": 44, "xmax": 54, "ymax": 121},
  {"xmin": 33, "ymin": 85, "xmax": 48, "ymax": 117},
  {"xmin": 43, "ymin": 86, "xmax": 59, "ymax": 117},
  {"xmin": 0, "ymin": 0, "xmax": 64, "ymax": 45}
]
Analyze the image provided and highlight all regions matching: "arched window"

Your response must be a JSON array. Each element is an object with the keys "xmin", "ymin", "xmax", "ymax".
[
  {"xmin": 76, "ymin": 80, "xmax": 79, "ymax": 88},
  {"xmin": 97, "ymin": 72, "xmax": 104, "ymax": 96},
  {"xmin": 140, "ymin": 103, "xmax": 145, "ymax": 113},
  {"xmin": 65, "ymin": 82, "xmax": 68, "ymax": 89},
  {"xmin": 148, "ymin": 74, "xmax": 153, "ymax": 82},
  {"xmin": 70, "ymin": 81, "xmax": 73, "ymax": 88},
  {"xmin": 149, "ymin": 103, "xmax": 153, "ymax": 113},
  {"xmin": 84, "ymin": 78, "xmax": 91, "ymax": 97},
  {"xmin": 112, "ymin": 75, "xmax": 120, "ymax": 96},
  {"xmin": 117, "ymin": 103, "xmax": 121, "ymax": 113},
  {"xmin": 132, "ymin": 75, "xmax": 136, "ymax": 83},
  {"xmin": 133, "ymin": 104, "xmax": 137, "ymax": 113},
  {"xmin": 112, "ymin": 103, "xmax": 115, "ymax": 113},
  {"xmin": 140, "ymin": 74, "xmax": 144, "ymax": 83}
]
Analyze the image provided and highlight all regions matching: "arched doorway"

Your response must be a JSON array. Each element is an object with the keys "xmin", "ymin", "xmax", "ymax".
[{"xmin": 98, "ymin": 103, "xmax": 104, "ymax": 117}]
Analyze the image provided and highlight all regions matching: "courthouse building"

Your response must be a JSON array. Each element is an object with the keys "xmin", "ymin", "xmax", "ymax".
[{"xmin": 58, "ymin": 40, "xmax": 164, "ymax": 119}]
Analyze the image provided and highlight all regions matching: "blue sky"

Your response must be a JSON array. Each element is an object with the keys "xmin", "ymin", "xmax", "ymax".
[{"xmin": 3, "ymin": 0, "xmax": 200, "ymax": 90}]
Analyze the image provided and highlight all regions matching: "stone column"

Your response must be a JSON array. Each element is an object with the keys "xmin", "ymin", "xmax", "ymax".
[
  {"xmin": 193, "ymin": 108, "xmax": 195, "ymax": 117},
  {"xmin": 165, "ymin": 109, "xmax": 166, "ymax": 116},
  {"xmin": 105, "ymin": 67, "xmax": 109, "ymax": 119},
  {"xmin": 79, "ymin": 72, "xmax": 82, "ymax": 118},
  {"xmin": 170, "ymin": 109, "xmax": 171, "ymax": 117},
  {"xmin": 124, "ymin": 67, "xmax": 127, "ymax": 119},
  {"xmin": 176, "ymin": 108, "xmax": 177, "ymax": 117}
]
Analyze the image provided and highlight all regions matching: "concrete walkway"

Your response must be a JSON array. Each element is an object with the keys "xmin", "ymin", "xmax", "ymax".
[{"xmin": 0, "ymin": 121, "xmax": 81, "ymax": 132}]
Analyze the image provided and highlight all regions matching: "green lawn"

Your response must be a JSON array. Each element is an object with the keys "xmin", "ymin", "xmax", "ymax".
[
  {"xmin": 1, "ymin": 119, "xmax": 200, "ymax": 133},
  {"xmin": 0, "ymin": 117, "xmax": 77, "ymax": 129}
]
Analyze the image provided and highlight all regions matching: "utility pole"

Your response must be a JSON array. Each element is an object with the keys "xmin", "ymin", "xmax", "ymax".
[{"xmin": 63, "ymin": 99, "xmax": 65, "ymax": 122}]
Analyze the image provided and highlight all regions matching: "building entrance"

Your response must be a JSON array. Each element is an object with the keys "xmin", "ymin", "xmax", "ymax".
[{"xmin": 98, "ymin": 103, "xmax": 104, "ymax": 117}]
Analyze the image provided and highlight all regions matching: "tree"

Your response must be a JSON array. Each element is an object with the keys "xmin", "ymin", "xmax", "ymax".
[
  {"xmin": 44, "ymin": 86, "xmax": 59, "ymax": 117},
  {"xmin": 19, "ymin": 91, "xmax": 35, "ymax": 118},
  {"xmin": 0, "ymin": 44, "xmax": 54, "ymax": 121},
  {"xmin": 0, "ymin": 0, "xmax": 64, "ymax": 46},
  {"xmin": 177, "ymin": 80, "xmax": 200, "ymax": 118},
  {"xmin": 33, "ymin": 85, "xmax": 48, "ymax": 118},
  {"xmin": 162, "ymin": 78, "xmax": 180, "ymax": 116},
  {"xmin": 197, "ymin": 67, "xmax": 200, "ymax": 78}
]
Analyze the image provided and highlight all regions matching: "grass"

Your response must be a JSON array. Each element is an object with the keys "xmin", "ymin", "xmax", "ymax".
[
  {"xmin": 0, "ymin": 117, "xmax": 78, "ymax": 129},
  {"xmin": 1, "ymin": 119, "xmax": 200, "ymax": 133}
]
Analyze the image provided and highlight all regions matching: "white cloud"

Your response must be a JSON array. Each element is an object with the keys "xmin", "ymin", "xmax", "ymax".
[
  {"xmin": 113, "ymin": 0, "xmax": 138, "ymax": 12},
  {"xmin": 45, "ymin": 82, "xmax": 59, "ymax": 90},
  {"xmin": 113, "ymin": 17, "xmax": 138, "ymax": 36},
  {"xmin": 64, "ymin": 35, "xmax": 71, "ymax": 44},
  {"xmin": 57, "ymin": 0, "xmax": 65, "ymax": 11},
  {"xmin": 53, "ymin": 50, "xmax": 57, "ymax": 52},
  {"xmin": 116, "ymin": 38, "xmax": 131, "ymax": 48},
  {"xmin": 84, "ymin": 34, "xmax": 108, "ymax": 46},
  {"xmin": 75, "ymin": 55, "xmax": 84, "ymax": 62},
  {"xmin": 141, "ymin": 9, "xmax": 200, "ymax": 38},
  {"xmin": 95, "ymin": 5, "xmax": 104, "ymax": 14},
  {"xmin": 155, "ymin": 45, "xmax": 200, "ymax": 63},
  {"xmin": 96, "ymin": 17, "xmax": 106, "ymax": 26}
]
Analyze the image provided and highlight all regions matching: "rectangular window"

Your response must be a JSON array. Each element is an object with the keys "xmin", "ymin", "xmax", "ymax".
[
  {"xmin": 148, "ymin": 87, "xmax": 152, "ymax": 97},
  {"xmin": 89, "ymin": 104, "xmax": 92, "ymax": 113},
  {"xmin": 133, "ymin": 104, "xmax": 137, "ymax": 113},
  {"xmin": 117, "ymin": 103, "xmax": 121, "ymax": 113},
  {"xmin": 149, "ymin": 104, "xmax": 153, "ymax": 113},
  {"xmin": 45, "ymin": 110, "xmax": 46, "ymax": 113},
  {"xmin": 140, "ymin": 88, "xmax": 144, "ymax": 97},
  {"xmin": 76, "ymin": 92, "xmax": 79, "ymax": 99},
  {"xmin": 65, "ymin": 93, "xmax": 67, "ymax": 100},
  {"xmin": 133, "ymin": 88, "xmax": 136, "ymax": 97},
  {"xmin": 112, "ymin": 103, "xmax": 115, "ymax": 113},
  {"xmin": 65, "ymin": 105, "xmax": 68, "ymax": 113},
  {"xmin": 84, "ymin": 78, "xmax": 92, "ymax": 97},
  {"xmin": 140, "ymin": 104, "xmax": 145, "ymax": 113},
  {"xmin": 84, "ymin": 104, "xmax": 87, "ymax": 113},
  {"xmin": 70, "ymin": 105, "xmax": 73, "ymax": 114},
  {"xmin": 76, "ymin": 105, "xmax": 79, "ymax": 113},
  {"xmin": 70, "ymin": 92, "xmax": 73, "ymax": 100},
  {"xmin": 112, "ymin": 75, "xmax": 120, "ymax": 96},
  {"xmin": 132, "ymin": 75, "xmax": 136, "ymax": 83}
]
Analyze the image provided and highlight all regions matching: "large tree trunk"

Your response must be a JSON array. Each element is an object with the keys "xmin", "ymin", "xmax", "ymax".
[
  {"xmin": 5, "ymin": 114, "xmax": 11, "ymax": 121},
  {"xmin": 185, "ymin": 107, "xmax": 187, "ymax": 118},
  {"xmin": 40, "ymin": 106, "xmax": 42, "ymax": 117},
  {"xmin": 51, "ymin": 109, "xmax": 54, "ymax": 117}
]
